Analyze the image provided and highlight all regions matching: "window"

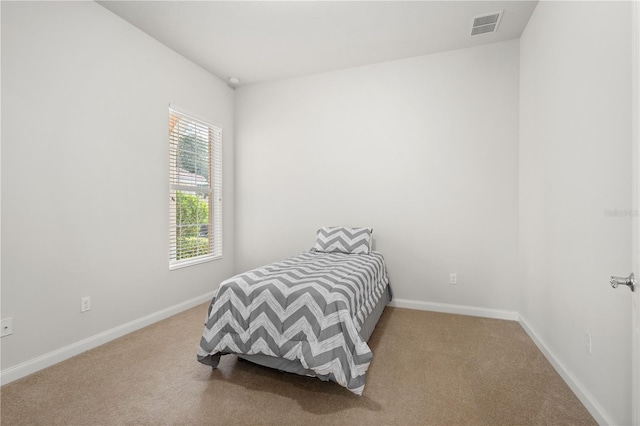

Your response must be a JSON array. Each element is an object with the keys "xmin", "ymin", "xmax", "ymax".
[{"xmin": 169, "ymin": 107, "xmax": 222, "ymax": 269}]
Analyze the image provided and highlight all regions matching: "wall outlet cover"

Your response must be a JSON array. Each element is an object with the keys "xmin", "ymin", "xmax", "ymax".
[
  {"xmin": 585, "ymin": 331, "xmax": 592, "ymax": 354},
  {"xmin": 81, "ymin": 296, "xmax": 91, "ymax": 313},
  {"xmin": 1, "ymin": 318, "xmax": 13, "ymax": 337}
]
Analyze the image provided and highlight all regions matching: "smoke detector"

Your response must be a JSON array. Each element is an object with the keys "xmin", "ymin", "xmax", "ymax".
[{"xmin": 471, "ymin": 11, "xmax": 503, "ymax": 36}]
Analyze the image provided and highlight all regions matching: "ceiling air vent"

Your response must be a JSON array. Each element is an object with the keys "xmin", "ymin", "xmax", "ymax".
[{"xmin": 471, "ymin": 11, "xmax": 503, "ymax": 36}]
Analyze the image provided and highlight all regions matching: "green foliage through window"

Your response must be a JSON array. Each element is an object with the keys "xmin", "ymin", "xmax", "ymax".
[
  {"xmin": 175, "ymin": 191, "xmax": 210, "ymax": 260},
  {"xmin": 178, "ymin": 133, "xmax": 209, "ymax": 181}
]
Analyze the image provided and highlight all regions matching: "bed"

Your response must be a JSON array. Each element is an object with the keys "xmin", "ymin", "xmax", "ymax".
[{"xmin": 197, "ymin": 227, "xmax": 391, "ymax": 395}]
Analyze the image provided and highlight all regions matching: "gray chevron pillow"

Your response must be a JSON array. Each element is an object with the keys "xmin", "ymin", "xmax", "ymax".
[{"xmin": 313, "ymin": 226, "xmax": 373, "ymax": 254}]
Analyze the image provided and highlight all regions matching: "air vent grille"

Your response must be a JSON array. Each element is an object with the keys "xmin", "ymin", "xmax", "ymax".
[{"xmin": 471, "ymin": 11, "xmax": 503, "ymax": 36}]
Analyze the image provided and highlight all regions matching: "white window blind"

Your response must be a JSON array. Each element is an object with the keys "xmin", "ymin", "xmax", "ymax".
[{"xmin": 169, "ymin": 107, "xmax": 222, "ymax": 269}]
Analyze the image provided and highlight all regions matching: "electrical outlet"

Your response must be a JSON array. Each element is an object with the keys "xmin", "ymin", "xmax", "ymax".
[
  {"xmin": 449, "ymin": 273, "xmax": 457, "ymax": 285},
  {"xmin": 585, "ymin": 331, "xmax": 592, "ymax": 354},
  {"xmin": 81, "ymin": 296, "xmax": 91, "ymax": 313},
  {"xmin": 1, "ymin": 318, "xmax": 13, "ymax": 337}
]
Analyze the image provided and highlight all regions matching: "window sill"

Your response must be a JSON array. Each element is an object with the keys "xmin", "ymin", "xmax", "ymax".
[{"xmin": 169, "ymin": 254, "xmax": 222, "ymax": 270}]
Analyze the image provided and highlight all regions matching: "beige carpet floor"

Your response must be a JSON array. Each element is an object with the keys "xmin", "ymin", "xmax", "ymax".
[{"xmin": 1, "ymin": 305, "xmax": 595, "ymax": 425}]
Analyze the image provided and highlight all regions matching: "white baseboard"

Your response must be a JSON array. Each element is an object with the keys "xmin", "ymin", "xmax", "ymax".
[
  {"xmin": 388, "ymin": 298, "xmax": 519, "ymax": 321},
  {"xmin": 518, "ymin": 314, "xmax": 614, "ymax": 426},
  {"xmin": 0, "ymin": 291, "xmax": 215, "ymax": 386}
]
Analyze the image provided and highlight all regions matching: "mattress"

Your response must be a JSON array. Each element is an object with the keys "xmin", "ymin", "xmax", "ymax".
[{"xmin": 197, "ymin": 250, "xmax": 391, "ymax": 395}]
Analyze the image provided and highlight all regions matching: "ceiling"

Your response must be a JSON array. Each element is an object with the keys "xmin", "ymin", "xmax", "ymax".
[{"xmin": 98, "ymin": 1, "xmax": 538, "ymax": 87}]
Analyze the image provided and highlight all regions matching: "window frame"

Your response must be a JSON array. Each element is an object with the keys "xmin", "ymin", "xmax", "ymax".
[{"xmin": 168, "ymin": 105, "xmax": 223, "ymax": 270}]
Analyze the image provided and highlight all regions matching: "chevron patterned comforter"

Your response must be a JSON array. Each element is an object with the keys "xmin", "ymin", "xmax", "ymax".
[{"xmin": 197, "ymin": 250, "xmax": 390, "ymax": 395}]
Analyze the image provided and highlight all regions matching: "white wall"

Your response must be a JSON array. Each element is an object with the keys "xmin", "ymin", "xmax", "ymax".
[
  {"xmin": 1, "ymin": 2, "xmax": 234, "ymax": 372},
  {"xmin": 519, "ymin": 2, "xmax": 632, "ymax": 424},
  {"xmin": 235, "ymin": 40, "xmax": 520, "ymax": 313},
  {"xmin": 3, "ymin": 2, "xmax": 631, "ymax": 421}
]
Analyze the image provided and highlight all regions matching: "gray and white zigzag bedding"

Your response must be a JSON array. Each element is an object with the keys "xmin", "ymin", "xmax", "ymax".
[
  {"xmin": 197, "ymin": 250, "xmax": 390, "ymax": 395},
  {"xmin": 314, "ymin": 226, "xmax": 373, "ymax": 254}
]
